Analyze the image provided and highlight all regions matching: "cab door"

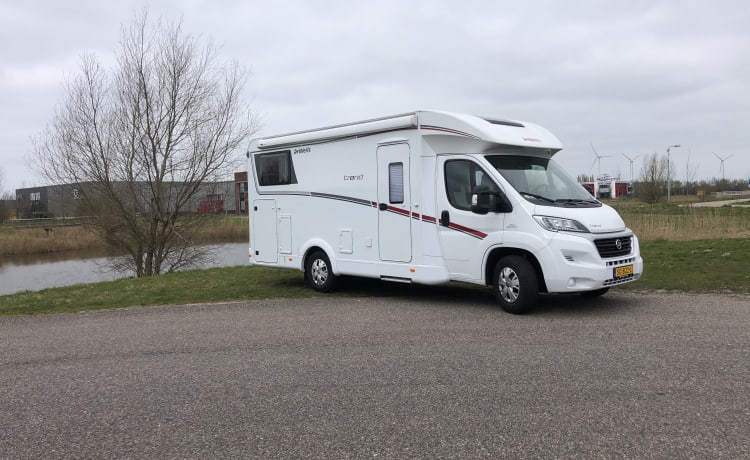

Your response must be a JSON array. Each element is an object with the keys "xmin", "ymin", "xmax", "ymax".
[{"xmin": 436, "ymin": 156, "xmax": 506, "ymax": 281}]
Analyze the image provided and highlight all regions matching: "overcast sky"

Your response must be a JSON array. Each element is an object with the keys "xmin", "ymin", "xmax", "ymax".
[{"xmin": 1, "ymin": 0, "xmax": 749, "ymax": 192}]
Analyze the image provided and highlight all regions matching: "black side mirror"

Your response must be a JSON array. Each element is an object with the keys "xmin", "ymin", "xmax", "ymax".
[{"xmin": 471, "ymin": 185, "xmax": 512, "ymax": 214}]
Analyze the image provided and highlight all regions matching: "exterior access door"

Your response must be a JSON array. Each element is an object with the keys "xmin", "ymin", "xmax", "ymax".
[{"xmin": 252, "ymin": 199, "xmax": 278, "ymax": 263}]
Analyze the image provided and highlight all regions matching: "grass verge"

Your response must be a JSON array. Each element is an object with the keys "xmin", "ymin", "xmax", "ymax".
[
  {"xmin": 0, "ymin": 266, "xmax": 311, "ymax": 316},
  {"xmin": 624, "ymin": 238, "xmax": 750, "ymax": 293},
  {"xmin": 1, "ymin": 238, "xmax": 748, "ymax": 316}
]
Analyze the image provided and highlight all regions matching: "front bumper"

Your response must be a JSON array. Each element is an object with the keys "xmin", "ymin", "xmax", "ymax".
[{"xmin": 538, "ymin": 230, "xmax": 643, "ymax": 293}]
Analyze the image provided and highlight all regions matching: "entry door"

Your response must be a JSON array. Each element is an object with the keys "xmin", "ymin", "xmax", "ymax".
[{"xmin": 377, "ymin": 143, "xmax": 412, "ymax": 262}]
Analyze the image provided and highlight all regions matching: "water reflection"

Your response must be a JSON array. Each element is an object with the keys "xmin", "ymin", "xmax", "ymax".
[{"xmin": 0, "ymin": 242, "xmax": 249, "ymax": 296}]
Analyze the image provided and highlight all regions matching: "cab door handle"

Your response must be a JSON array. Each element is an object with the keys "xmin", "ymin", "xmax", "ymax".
[{"xmin": 441, "ymin": 210, "xmax": 450, "ymax": 227}]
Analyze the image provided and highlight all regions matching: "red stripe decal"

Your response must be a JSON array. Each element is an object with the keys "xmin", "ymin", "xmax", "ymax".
[
  {"xmin": 448, "ymin": 222, "xmax": 487, "ymax": 239},
  {"xmin": 310, "ymin": 194, "xmax": 486, "ymax": 239},
  {"xmin": 421, "ymin": 126, "xmax": 481, "ymax": 139},
  {"xmin": 406, "ymin": 213, "xmax": 484, "ymax": 239},
  {"xmin": 387, "ymin": 206, "xmax": 411, "ymax": 216}
]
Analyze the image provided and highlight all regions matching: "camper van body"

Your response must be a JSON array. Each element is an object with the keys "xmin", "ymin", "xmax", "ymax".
[{"xmin": 247, "ymin": 110, "xmax": 642, "ymax": 312}]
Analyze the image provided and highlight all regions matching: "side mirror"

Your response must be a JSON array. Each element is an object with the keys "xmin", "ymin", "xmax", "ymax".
[{"xmin": 471, "ymin": 185, "xmax": 512, "ymax": 214}]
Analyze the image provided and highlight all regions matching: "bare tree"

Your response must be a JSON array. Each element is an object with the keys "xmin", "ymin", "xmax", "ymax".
[
  {"xmin": 684, "ymin": 149, "xmax": 699, "ymax": 195},
  {"xmin": 638, "ymin": 152, "xmax": 669, "ymax": 203},
  {"xmin": 31, "ymin": 10, "xmax": 258, "ymax": 277}
]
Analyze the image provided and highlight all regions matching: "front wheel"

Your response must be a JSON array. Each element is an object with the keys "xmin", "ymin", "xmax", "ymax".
[
  {"xmin": 493, "ymin": 255, "xmax": 538, "ymax": 314},
  {"xmin": 305, "ymin": 250, "xmax": 338, "ymax": 293}
]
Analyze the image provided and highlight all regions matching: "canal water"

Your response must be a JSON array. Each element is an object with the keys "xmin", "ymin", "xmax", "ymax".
[{"xmin": 0, "ymin": 242, "xmax": 249, "ymax": 296}]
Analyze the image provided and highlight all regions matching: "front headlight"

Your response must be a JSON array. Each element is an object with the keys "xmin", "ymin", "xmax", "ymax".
[{"xmin": 533, "ymin": 215, "xmax": 589, "ymax": 233}]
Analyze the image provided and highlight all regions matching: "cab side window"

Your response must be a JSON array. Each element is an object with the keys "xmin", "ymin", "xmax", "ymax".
[{"xmin": 444, "ymin": 160, "xmax": 497, "ymax": 211}]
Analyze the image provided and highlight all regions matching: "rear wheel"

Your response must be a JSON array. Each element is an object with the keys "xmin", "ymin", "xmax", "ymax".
[
  {"xmin": 493, "ymin": 255, "xmax": 538, "ymax": 314},
  {"xmin": 305, "ymin": 250, "xmax": 338, "ymax": 293}
]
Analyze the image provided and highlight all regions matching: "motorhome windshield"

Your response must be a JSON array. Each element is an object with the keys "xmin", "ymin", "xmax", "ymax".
[{"xmin": 486, "ymin": 155, "xmax": 600, "ymax": 207}]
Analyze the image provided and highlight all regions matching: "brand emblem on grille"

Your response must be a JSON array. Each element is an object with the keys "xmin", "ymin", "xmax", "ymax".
[{"xmin": 615, "ymin": 239, "xmax": 622, "ymax": 250}]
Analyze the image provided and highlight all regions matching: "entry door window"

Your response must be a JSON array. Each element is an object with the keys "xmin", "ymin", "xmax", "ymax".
[{"xmin": 389, "ymin": 162, "xmax": 404, "ymax": 203}]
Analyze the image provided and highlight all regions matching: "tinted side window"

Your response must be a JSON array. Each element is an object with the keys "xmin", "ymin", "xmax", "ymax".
[{"xmin": 255, "ymin": 151, "xmax": 298, "ymax": 186}]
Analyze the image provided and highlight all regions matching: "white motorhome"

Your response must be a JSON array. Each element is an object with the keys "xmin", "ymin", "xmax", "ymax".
[{"xmin": 247, "ymin": 110, "xmax": 642, "ymax": 313}]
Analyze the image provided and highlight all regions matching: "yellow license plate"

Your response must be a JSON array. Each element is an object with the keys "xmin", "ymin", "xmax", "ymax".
[{"xmin": 614, "ymin": 264, "xmax": 634, "ymax": 279}]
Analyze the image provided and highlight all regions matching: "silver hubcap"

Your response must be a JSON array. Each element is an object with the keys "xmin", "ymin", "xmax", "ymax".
[
  {"xmin": 498, "ymin": 267, "xmax": 520, "ymax": 303},
  {"xmin": 311, "ymin": 258, "xmax": 328, "ymax": 286}
]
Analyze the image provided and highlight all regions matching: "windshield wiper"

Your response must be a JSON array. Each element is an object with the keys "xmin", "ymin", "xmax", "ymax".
[
  {"xmin": 555, "ymin": 198, "xmax": 600, "ymax": 206},
  {"xmin": 521, "ymin": 192, "xmax": 555, "ymax": 203}
]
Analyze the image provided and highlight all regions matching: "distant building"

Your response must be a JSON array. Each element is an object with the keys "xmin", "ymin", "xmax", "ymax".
[
  {"xmin": 15, "ymin": 175, "xmax": 248, "ymax": 219},
  {"xmin": 580, "ymin": 176, "xmax": 632, "ymax": 199},
  {"xmin": 15, "ymin": 184, "xmax": 82, "ymax": 219},
  {"xmin": 189, "ymin": 180, "xmax": 238, "ymax": 214},
  {"xmin": 235, "ymin": 172, "xmax": 249, "ymax": 214}
]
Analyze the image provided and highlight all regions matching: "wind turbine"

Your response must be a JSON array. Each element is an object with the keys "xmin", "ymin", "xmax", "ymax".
[
  {"xmin": 622, "ymin": 153, "xmax": 641, "ymax": 182},
  {"xmin": 713, "ymin": 152, "xmax": 734, "ymax": 182},
  {"xmin": 590, "ymin": 143, "xmax": 610, "ymax": 179}
]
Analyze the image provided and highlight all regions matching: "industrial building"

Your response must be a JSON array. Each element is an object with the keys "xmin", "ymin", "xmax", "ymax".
[{"xmin": 14, "ymin": 173, "xmax": 250, "ymax": 220}]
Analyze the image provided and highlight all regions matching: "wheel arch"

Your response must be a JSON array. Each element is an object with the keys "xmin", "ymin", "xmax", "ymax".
[
  {"xmin": 484, "ymin": 247, "xmax": 548, "ymax": 293},
  {"xmin": 301, "ymin": 240, "xmax": 338, "ymax": 274}
]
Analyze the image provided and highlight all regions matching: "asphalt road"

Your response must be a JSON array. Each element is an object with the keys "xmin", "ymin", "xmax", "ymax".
[{"xmin": 1, "ymin": 291, "xmax": 748, "ymax": 458}]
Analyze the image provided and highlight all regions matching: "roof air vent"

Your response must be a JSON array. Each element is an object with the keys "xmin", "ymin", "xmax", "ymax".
[{"xmin": 483, "ymin": 118, "xmax": 525, "ymax": 128}]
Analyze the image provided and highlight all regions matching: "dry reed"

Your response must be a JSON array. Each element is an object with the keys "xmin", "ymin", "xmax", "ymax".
[
  {"xmin": 617, "ymin": 206, "xmax": 750, "ymax": 242},
  {"xmin": 195, "ymin": 216, "xmax": 249, "ymax": 241},
  {"xmin": 0, "ymin": 216, "xmax": 249, "ymax": 256},
  {"xmin": 0, "ymin": 226, "xmax": 104, "ymax": 256}
]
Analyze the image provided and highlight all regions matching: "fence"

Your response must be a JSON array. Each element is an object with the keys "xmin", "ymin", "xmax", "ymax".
[
  {"xmin": 709, "ymin": 190, "xmax": 750, "ymax": 198},
  {"xmin": 1, "ymin": 217, "xmax": 89, "ymax": 229}
]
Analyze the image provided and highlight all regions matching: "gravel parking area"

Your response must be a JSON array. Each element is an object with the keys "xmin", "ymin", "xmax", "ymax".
[{"xmin": 1, "ymin": 291, "xmax": 748, "ymax": 458}]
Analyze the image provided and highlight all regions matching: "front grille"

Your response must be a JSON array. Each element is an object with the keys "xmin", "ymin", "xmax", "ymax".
[
  {"xmin": 606, "ymin": 257, "xmax": 635, "ymax": 267},
  {"xmin": 604, "ymin": 274, "xmax": 637, "ymax": 286},
  {"xmin": 594, "ymin": 236, "xmax": 632, "ymax": 258}
]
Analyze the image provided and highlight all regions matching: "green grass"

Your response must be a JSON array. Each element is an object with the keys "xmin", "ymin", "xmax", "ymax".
[
  {"xmin": 0, "ymin": 266, "xmax": 311, "ymax": 316},
  {"xmin": 626, "ymin": 239, "xmax": 750, "ymax": 292},
  {"xmin": 2, "ymin": 238, "xmax": 748, "ymax": 316}
]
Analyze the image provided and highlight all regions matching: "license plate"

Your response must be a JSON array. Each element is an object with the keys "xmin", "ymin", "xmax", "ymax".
[{"xmin": 614, "ymin": 264, "xmax": 634, "ymax": 279}]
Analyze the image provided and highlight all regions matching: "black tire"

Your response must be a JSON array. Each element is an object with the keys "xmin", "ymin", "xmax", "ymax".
[
  {"xmin": 580, "ymin": 287, "xmax": 609, "ymax": 297},
  {"xmin": 493, "ymin": 255, "xmax": 538, "ymax": 314},
  {"xmin": 305, "ymin": 250, "xmax": 338, "ymax": 293}
]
